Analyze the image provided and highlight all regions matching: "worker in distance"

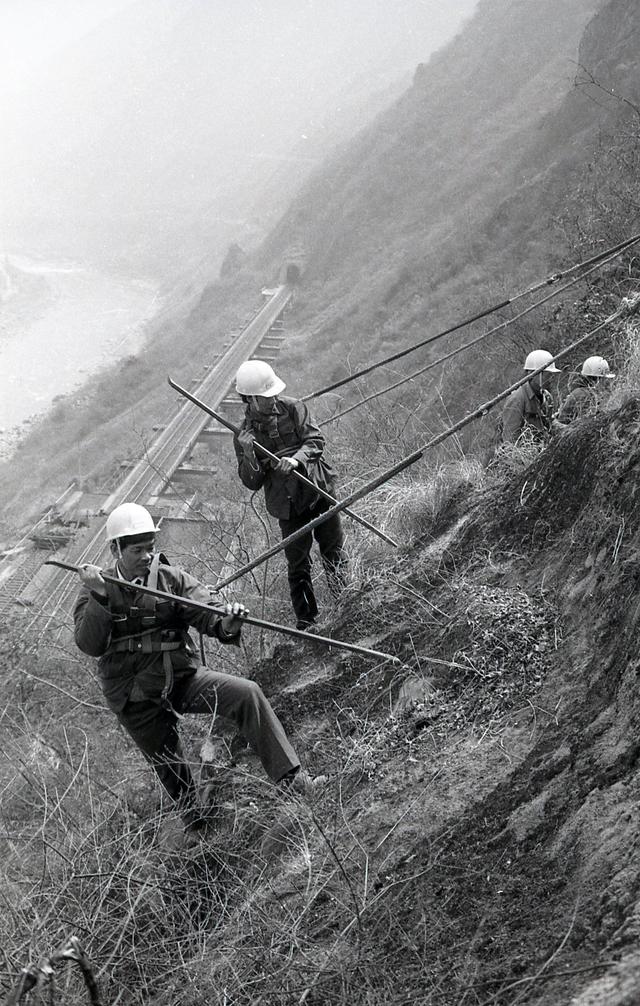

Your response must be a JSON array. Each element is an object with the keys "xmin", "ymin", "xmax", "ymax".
[
  {"xmin": 556, "ymin": 355, "xmax": 615, "ymax": 424},
  {"xmin": 500, "ymin": 349, "xmax": 562, "ymax": 444}
]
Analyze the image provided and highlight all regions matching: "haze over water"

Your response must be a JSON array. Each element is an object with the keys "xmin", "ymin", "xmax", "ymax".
[{"xmin": 0, "ymin": 254, "xmax": 157, "ymax": 446}]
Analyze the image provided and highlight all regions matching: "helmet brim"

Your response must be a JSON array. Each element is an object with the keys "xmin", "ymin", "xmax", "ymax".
[
  {"xmin": 116, "ymin": 530, "xmax": 158, "ymax": 546},
  {"xmin": 259, "ymin": 377, "xmax": 286, "ymax": 397}
]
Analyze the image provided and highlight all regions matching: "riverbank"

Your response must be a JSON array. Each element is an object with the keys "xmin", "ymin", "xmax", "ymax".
[{"xmin": 0, "ymin": 254, "xmax": 159, "ymax": 459}]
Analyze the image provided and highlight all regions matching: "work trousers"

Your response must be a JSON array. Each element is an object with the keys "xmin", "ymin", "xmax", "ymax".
[
  {"xmin": 117, "ymin": 668, "xmax": 300, "ymax": 813},
  {"xmin": 279, "ymin": 497, "xmax": 346, "ymax": 626}
]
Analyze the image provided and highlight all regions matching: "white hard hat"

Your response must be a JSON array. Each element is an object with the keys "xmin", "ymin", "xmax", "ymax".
[
  {"xmin": 581, "ymin": 355, "xmax": 615, "ymax": 379},
  {"xmin": 524, "ymin": 349, "xmax": 562, "ymax": 373},
  {"xmin": 235, "ymin": 360, "xmax": 286, "ymax": 397},
  {"xmin": 106, "ymin": 503, "xmax": 158, "ymax": 542}
]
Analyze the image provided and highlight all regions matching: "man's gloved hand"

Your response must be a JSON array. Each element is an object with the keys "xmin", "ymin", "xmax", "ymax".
[
  {"xmin": 220, "ymin": 601, "xmax": 249, "ymax": 637},
  {"xmin": 236, "ymin": 427, "xmax": 257, "ymax": 461},
  {"xmin": 276, "ymin": 456, "xmax": 299, "ymax": 475},
  {"xmin": 78, "ymin": 563, "xmax": 107, "ymax": 597}
]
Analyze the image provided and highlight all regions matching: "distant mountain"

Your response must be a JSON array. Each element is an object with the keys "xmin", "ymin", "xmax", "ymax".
[
  {"xmin": 0, "ymin": 0, "xmax": 477, "ymax": 277},
  {"xmin": 261, "ymin": 0, "xmax": 603, "ymax": 284}
]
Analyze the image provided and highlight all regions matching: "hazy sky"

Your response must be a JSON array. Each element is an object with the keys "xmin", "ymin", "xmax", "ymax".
[
  {"xmin": 0, "ymin": 0, "xmax": 478, "ymax": 272},
  {"xmin": 0, "ymin": 0, "xmax": 133, "ymax": 94}
]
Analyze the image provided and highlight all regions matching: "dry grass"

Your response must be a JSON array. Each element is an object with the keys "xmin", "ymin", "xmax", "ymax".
[
  {"xmin": 605, "ymin": 320, "xmax": 640, "ymax": 410},
  {"xmin": 7, "ymin": 340, "xmax": 633, "ymax": 1005}
]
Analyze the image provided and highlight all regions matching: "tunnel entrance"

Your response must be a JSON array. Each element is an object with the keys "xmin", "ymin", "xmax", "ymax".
[{"xmin": 286, "ymin": 263, "xmax": 302, "ymax": 285}]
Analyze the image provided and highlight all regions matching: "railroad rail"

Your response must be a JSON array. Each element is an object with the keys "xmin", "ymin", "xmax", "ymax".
[{"xmin": 4, "ymin": 285, "xmax": 292, "ymax": 631}]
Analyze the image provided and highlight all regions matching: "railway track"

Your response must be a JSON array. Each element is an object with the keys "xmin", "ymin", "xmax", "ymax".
[{"xmin": 18, "ymin": 285, "xmax": 292, "ymax": 633}]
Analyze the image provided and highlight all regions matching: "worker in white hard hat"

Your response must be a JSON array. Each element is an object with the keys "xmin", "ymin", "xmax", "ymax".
[
  {"xmin": 233, "ymin": 360, "xmax": 346, "ymax": 630},
  {"xmin": 73, "ymin": 502, "xmax": 302, "ymax": 833},
  {"xmin": 501, "ymin": 349, "xmax": 561, "ymax": 445},
  {"xmin": 557, "ymin": 355, "xmax": 615, "ymax": 424}
]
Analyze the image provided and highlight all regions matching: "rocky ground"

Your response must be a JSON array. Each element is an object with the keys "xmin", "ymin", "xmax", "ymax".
[
  {"xmin": 3, "ymin": 395, "xmax": 640, "ymax": 1005},
  {"xmin": 157, "ymin": 395, "xmax": 640, "ymax": 1005}
]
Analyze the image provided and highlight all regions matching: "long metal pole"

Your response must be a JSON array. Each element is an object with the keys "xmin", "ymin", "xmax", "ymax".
[
  {"xmin": 47, "ymin": 559, "xmax": 400, "ymax": 664},
  {"xmin": 302, "ymin": 231, "xmax": 640, "ymax": 402},
  {"xmin": 167, "ymin": 377, "xmax": 398, "ymax": 548},
  {"xmin": 318, "ymin": 239, "xmax": 640, "ymax": 428},
  {"xmin": 215, "ymin": 301, "xmax": 631, "ymax": 590}
]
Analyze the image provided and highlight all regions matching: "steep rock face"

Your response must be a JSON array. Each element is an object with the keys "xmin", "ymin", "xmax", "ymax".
[
  {"xmin": 147, "ymin": 391, "xmax": 640, "ymax": 1004},
  {"xmin": 578, "ymin": 0, "xmax": 640, "ymax": 89},
  {"xmin": 510, "ymin": 0, "xmax": 640, "ymax": 189},
  {"xmin": 313, "ymin": 399, "xmax": 640, "ymax": 1001},
  {"xmin": 261, "ymin": 0, "xmax": 601, "ymax": 283},
  {"xmin": 248, "ymin": 0, "xmax": 640, "ymax": 464}
]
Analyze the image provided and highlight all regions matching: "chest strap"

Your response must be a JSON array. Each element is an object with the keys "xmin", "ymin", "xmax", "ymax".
[{"xmin": 108, "ymin": 552, "xmax": 185, "ymax": 710}]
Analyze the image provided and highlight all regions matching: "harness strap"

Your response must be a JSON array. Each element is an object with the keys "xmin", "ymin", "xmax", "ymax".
[
  {"xmin": 137, "ymin": 552, "xmax": 161, "ymax": 615},
  {"xmin": 107, "ymin": 554, "xmax": 185, "ymax": 713},
  {"xmin": 160, "ymin": 649, "xmax": 175, "ymax": 709},
  {"xmin": 147, "ymin": 552, "xmax": 161, "ymax": 591},
  {"xmin": 108, "ymin": 634, "xmax": 183, "ymax": 654}
]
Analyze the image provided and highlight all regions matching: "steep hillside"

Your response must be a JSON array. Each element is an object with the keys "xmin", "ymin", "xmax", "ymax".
[
  {"xmin": 199, "ymin": 375, "xmax": 640, "ymax": 1006},
  {"xmin": 260, "ymin": 0, "xmax": 599, "ymax": 278},
  {"xmin": 4, "ymin": 310, "xmax": 640, "ymax": 1004},
  {"xmin": 248, "ymin": 0, "xmax": 640, "ymax": 423},
  {"xmin": 6, "ymin": 4, "xmax": 640, "ymax": 1002},
  {"xmin": 4, "ymin": 0, "xmax": 638, "ymax": 529}
]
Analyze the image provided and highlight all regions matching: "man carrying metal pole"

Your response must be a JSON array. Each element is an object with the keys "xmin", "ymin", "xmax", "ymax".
[
  {"xmin": 233, "ymin": 360, "xmax": 347, "ymax": 630},
  {"xmin": 73, "ymin": 502, "xmax": 303, "ymax": 834},
  {"xmin": 217, "ymin": 295, "xmax": 637, "ymax": 593}
]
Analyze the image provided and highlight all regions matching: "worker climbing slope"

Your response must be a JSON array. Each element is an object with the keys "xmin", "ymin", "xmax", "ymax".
[
  {"xmin": 233, "ymin": 360, "xmax": 346, "ymax": 630},
  {"xmin": 557, "ymin": 355, "xmax": 615, "ymax": 423},
  {"xmin": 501, "ymin": 349, "xmax": 562, "ymax": 444},
  {"xmin": 73, "ymin": 502, "xmax": 302, "ymax": 833}
]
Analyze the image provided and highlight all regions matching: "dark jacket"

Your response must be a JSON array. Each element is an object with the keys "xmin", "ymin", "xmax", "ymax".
[
  {"xmin": 557, "ymin": 378, "xmax": 601, "ymax": 424},
  {"xmin": 74, "ymin": 563, "xmax": 236, "ymax": 713},
  {"xmin": 501, "ymin": 383, "xmax": 553, "ymax": 444},
  {"xmin": 233, "ymin": 395, "xmax": 337, "ymax": 520}
]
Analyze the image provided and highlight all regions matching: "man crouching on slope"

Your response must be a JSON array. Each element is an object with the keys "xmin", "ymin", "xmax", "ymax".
[{"xmin": 73, "ymin": 502, "xmax": 301, "ymax": 832}]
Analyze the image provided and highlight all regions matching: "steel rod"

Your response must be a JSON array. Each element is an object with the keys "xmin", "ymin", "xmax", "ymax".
[
  {"xmin": 214, "ymin": 299, "xmax": 633, "ymax": 589},
  {"xmin": 167, "ymin": 377, "xmax": 398, "ymax": 547},
  {"xmin": 46, "ymin": 559, "xmax": 400, "ymax": 663},
  {"xmin": 303, "ymin": 231, "xmax": 640, "ymax": 401}
]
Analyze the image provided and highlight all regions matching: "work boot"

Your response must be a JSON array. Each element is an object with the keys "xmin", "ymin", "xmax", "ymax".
[
  {"xmin": 178, "ymin": 784, "xmax": 224, "ymax": 835},
  {"xmin": 278, "ymin": 769, "xmax": 328, "ymax": 800},
  {"xmin": 182, "ymin": 806, "xmax": 209, "ymax": 834},
  {"xmin": 296, "ymin": 618, "xmax": 317, "ymax": 631},
  {"xmin": 187, "ymin": 781, "xmax": 231, "ymax": 831},
  {"xmin": 159, "ymin": 815, "xmax": 203, "ymax": 853}
]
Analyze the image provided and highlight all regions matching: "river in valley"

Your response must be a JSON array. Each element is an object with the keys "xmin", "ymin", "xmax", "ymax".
[{"xmin": 0, "ymin": 254, "xmax": 159, "ymax": 457}]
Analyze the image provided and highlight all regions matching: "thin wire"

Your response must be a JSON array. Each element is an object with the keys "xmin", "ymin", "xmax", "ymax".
[{"xmin": 303, "ymin": 230, "xmax": 640, "ymax": 402}]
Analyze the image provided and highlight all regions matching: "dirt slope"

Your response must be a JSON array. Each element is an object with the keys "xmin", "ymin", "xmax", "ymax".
[
  {"xmin": 4, "ymin": 342, "xmax": 640, "ymax": 1005},
  {"xmin": 155, "ymin": 391, "xmax": 640, "ymax": 1005}
]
